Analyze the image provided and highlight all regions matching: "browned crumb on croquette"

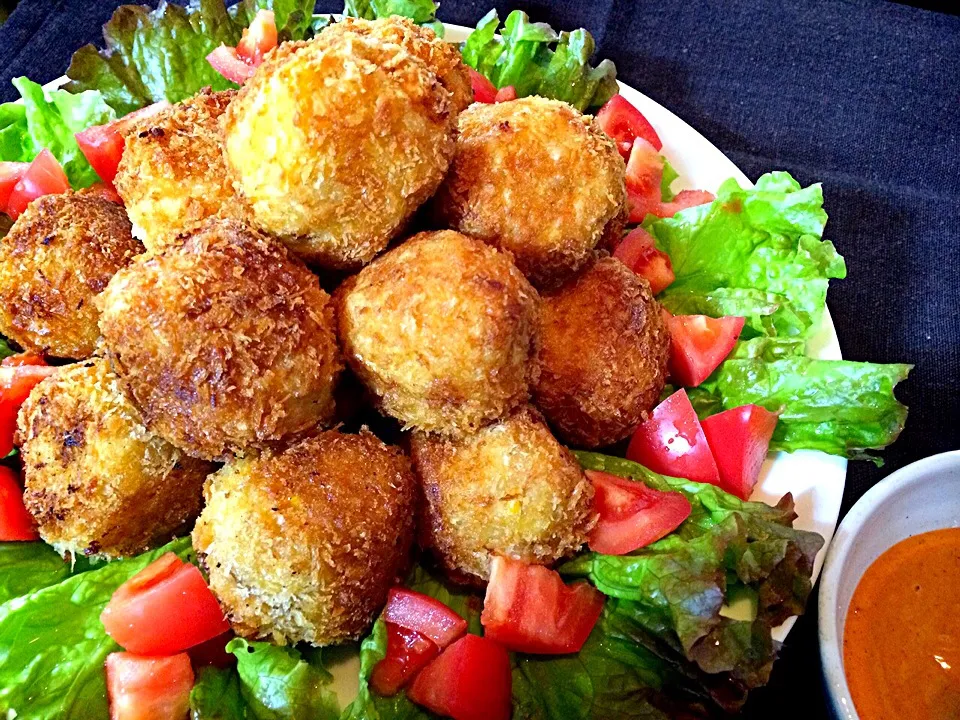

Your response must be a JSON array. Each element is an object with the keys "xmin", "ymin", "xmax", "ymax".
[
  {"xmin": 0, "ymin": 192, "xmax": 140, "ymax": 359},
  {"xmin": 193, "ymin": 429, "xmax": 417, "ymax": 645},
  {"xmin": 411, "ymin": 405, "xmax": 595, "ymax": 584},
  {"xmin": 533, "ymin": 255, "xmax": 670, "ymax": 448}
]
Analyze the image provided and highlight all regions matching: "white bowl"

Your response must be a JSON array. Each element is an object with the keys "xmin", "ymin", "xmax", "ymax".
[{"xmin": 818, "ymin": 450, "xmax": 960, "ymax": 719}]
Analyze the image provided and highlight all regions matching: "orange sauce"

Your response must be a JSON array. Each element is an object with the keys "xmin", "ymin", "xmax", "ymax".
[{"xmin": 843, "ymin": 528, "xmax": 960, "ymax": 720}]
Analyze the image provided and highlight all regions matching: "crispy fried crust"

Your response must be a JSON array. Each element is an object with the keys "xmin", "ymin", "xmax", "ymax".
[
  {"xmin": 224, "ymin": 30, "xmax": 455, "ymax": 269},
  {"xmin": 0, "ymin": 193, "xmax": 140, "ymax": 359},
  {"xmin": 192, "ymin": 430, "xmax": 417, "ymax": 645},
  {"xmin": 533, "ymin": 256, "xmax": 669, "ymax": 447},
  {"xmin": 18, "ymin": 358, "xmax": 213, "ymax": 560},
  {"xmin": 335, "ymin": 230, "xmax": 541, "ymax": 435},
  {"xmin": 115, "ymin": 89, "xmax": 236, "ymax": 253},
  {"xmin": 432, "ymin": 97, "xmax": 627, "ymax": 289},
  {"xmin": 96, "ymin": 218, "xmax": 342, "ymax": 460},
  {"xmin": 411, "ymin": 405, "xmax": 595, "ymax": 584}
]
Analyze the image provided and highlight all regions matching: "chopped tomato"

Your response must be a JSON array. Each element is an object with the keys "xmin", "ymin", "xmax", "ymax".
[
  {"xmin": 656, "ymin": 189, "xmax": 715, "ymax": 218},
  {"xmin": 85, "ymin": 182, "xmax": 124, "ymax": 204},
  {"xmin": 105, "ymin": 652, "xmax": 194, "ymax": 720},
  {"xmin": 101, "ymin": 552, "xmax": 229, "ymax": 656},
  {"xmin": 468, "ymin": 68, "xmax": 497, "ymax": 104},
  {"xmin": 480, "ymin": 556, "xmax": 603, "ymax": 654},
  {"xmin": 626, "ymin": 389, "xmax": 720, "ymax": 485},
  {"xmin": 0, "ymin": 162, "xmax": 28, "ymax": 213},
  {"xmin": 207, "ymin": 46, "xmax": 257, "ymax": 84},
  {"xmin": 595, "ymin": 94, "xmax": 662, "ymax": 157},
  {"xmin": 382, "ymin": 587, "xmax": 468, "ymax": 649},
  {"xmin": 494, "ymin": 85, "xmax": 517, "ymax": 102},
  {"xmin": 701, "ymin": 405, "xmax": 779, "ymax": 500},
  {"xmin": 187, "ymin": 631, "xmax": 236, "ymax": 669},
  {"xmin": 586, "ymin": 470, "xmax": 691, "ymax": 554},
  {"xmin": 613, "ymin": 226, "xmax": 675, "ymax": 294},
  {"xmin": 6, "ymin": 150, "xmax": 69, "ymax": 220},
  {"xmin": 624, "ymin": 138, "xmax": 664, "ymax": 223},
  {"xmin": 0, "ymin": 466, "xmax": 37, "ymax": 541},
  {"xmin": 75, "ymin": 102, "xmax": 170, "ymax": 187},
  {"xmin": 408, "ymin": 634, "xmax": 512, "ymax": 720},
  {"xmin": 370, "ymin": 622, "xmax": 439, "ymax": 696},
  {"xmin": 236, "ymin": 10, "xmax": 277, "ymax": 65},
  {"xmin": 1, "ymin": 353, "xmax": 46, "ymax": 367},
  {"xmin": 0, "ymin": 360, "xmax": 57, "ymax": 458},
  {"xmin": 665, "ymin": 312, "xmax": 745, "ymax": 387}
]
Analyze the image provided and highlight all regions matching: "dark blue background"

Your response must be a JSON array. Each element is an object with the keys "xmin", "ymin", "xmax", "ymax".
[{"xmin": 2, "ymin": 1, "xmax": 958, "ymax": 716}]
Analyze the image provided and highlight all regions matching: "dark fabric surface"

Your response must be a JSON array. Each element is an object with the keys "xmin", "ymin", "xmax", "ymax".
[{"xmin": 2, "ymin": 0, "xmax": 958, "ymax": 717}]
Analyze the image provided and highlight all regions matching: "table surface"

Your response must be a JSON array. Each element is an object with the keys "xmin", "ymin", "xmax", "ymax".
[{"xmin": 2, "ymin": 0, "xmax": 959, "ymax": 716}]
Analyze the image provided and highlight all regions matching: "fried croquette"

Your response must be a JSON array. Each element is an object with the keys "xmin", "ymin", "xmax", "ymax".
[
  {"xmin": 336, "ymin": 230, "xmax": 541, "ymax": 435},
  {"xmin": 0, "ymin": 193, "xmax": 140, "ymax": 359},
  {"xmin": 224, "ymin": 30, "xmax": 456, "ymax": 270},
  {"xmin": 192, "ymin": 430, "xmax": 417, "ymax": 645},
  {"xmin": 317, "ymin": 16, "xmax": 473, "ymax": 113},
  {"xmin": 411, "ymin": 405, "xmax": 595, "ymax": 583},
  {"xmin": 17, "ymin": 358, "xmax": 213, "ymax": 560},
  {"xmin": 115, "ymin": 89, "xmax": 236, "ymax": 253},
  {"xmin": 533, "ymin": 256, "xmax": 669, "ymax": 448},
  {"xmin": 96, "ymin": 218, "xmax": 342, "ymax": 460},
  {"xmin": 432, "ymin": 96, "xmax": 627, "ymax": 289}
]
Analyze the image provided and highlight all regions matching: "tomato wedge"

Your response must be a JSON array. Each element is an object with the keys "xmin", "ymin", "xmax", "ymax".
[
  {"xmin": 0, "ymin": 161, "xmax": 28, "ymax": 214},
  {"xmin": 701, "ymin": 405, "xmax": 779, "ymax": 500},
  {"xmin": 187, "ymin": 631, "xmax": 236, "ymax": 670},
  {"xmin": 371, "ymin": 622, "xmax": 439, "ymax": 696},
  {"xmin": 101, "ymin": 552, "xmax": 229, "ymax": 656},
  {"xmin": 657, "ymin": 189, "xmax": 715, "ymax": 218},
  {"xmin": 382, "ymin": 587, "xmax": 468, "ymax": 649},
  {"xmin": 6, "ymin": 150, "xmax": 69, "ymax": 220},
  {"xmin": 468, "ymin": 68, "xmax": 497, "ymax": 104},
  {"xmin": 626, "ymin": 389, "xmax": 721, "ymax": 484},
  {"xmin": 494, "ymin": 85, "xmax": 517, "ymax": 102},
  {"xmin": 207, "ymin": 46, "xmax": 256, "ymax": 84},
  {"xmin": 408, "ymin": 634, "xmax": 512, "ymax": 720},
  {"xmin": 1, "ymin": 353, "xmax": 46, "ymax": 367},
  {"xmin": 236, "ymin": 10, "xmax": 277, "ymax": 64},
  {"xmin": 105, "ymin": 652, "xmax": 194, "ymax": 720},
  {"xmin": 624, "ymin": 138, "xmax": 664, "ymax": 223},
  {"xmin": 665, "ymin": 312, "xmax": 745, "ymax": 387},
  {"xmin": 0, "ymin": 466, "xmax": 38, "ymax": 541},
  {"xmin": 613, "ymin": 226, "xmax": 675, "ymax": 294},
  {"xmin": 480, "ymin": 556, "xmax": 603, "ymax": 654},
  {"xmin": 75, "ymin": 102, "xmax": 171, "ymax": 187},
  {"xmin": 595, "ymin": 94, "xmax": 662, "ymax": 157},
  {"xmin": 0, "ymin": 360, "xmax": 57, "ymax": 458},
  {"xmin": 586, "ymin": 470, "xmax": 691, "ymax": 554}
]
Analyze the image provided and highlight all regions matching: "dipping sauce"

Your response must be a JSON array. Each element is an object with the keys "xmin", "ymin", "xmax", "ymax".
[{"xmin": 844, "ymin": 527, "xmax": 960, "ymax": 720}]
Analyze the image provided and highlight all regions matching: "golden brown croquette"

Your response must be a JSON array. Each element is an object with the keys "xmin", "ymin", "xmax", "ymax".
[
  {"xmin": 0, "ymin": 192, "xmax": 140, "ymax": 359},
  {"xmin": 192, "ymin": 430, "xmax": 417, "ymax": 645},
  {"xmin": 96, "ymin": 218, "xmax": 342, "ymax": 460},
  {"xmin": 335, "ymin": 230, "xmax": 541, "ymax": 436},
  {"xmin": 18, "ymin": 358, "xmax": 213, "ymax": 560},
  {"xmin": 533, "ymin": 256, "xmax": 669, "ymax": 448},
  {"xmin": 432, "ymin": 96, "xmax": 627, "ymax": 289},
  {"xmin": 224, "ymin": 30, "xmax": 456, "ymax": 269},
  {"xmin": 115, "ymin": 89, "xmax": 236, "ymax": 253},
  {"xmin": 411, "ymin": 405, "xmax": 595, "ymax": 583}
]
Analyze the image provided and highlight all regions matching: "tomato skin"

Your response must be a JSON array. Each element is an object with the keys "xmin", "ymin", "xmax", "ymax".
[
  {"xmin": 0, "ymin": 161, "xmax": 28, "ymax": 213},
  {"xmin": 408, "ymin": 634, "xmax": 512, "ymax": 720},
  {"xmin": 105, "ymin": 652, "xmax": 194, "ymax": 720},
  {"xmin": 0, "ymin": 361, "xmax": 57, "ymax": 458},
  {"xmin": 0, "ymin": 466, "xmax": 38, "ymax": 541},
  {"xmin": 468, "ymin": 68, "xmax": 498, "ymax": 103},
  {"xmin": 6, "ymin": 150, "xmax": 70, "ymax": 220},
  {"xmin": 236, "ymin": 10, "xmax": 277, "ymax": 64},
  {"xmin": 624, "ymin": 138, "xmax": 664, "ymax": 223},
  {"xmin": 207, "ymin": 46, "xmax": 257, "ymax": 84},
  {"xmin": 595, "ymin": 94, "xmax": 663, "ymax": 157},
  {"xmin": 586, "ymin": 470, "xmax": 691, "ymax": 554},
  {"xmin": 481, "ymin": 556, "xmax": 603, "ymax": 654},
  {"xmin": 1, "ymin": 353, "xmax": 46, "ymax": 367},
  {"xmin": 656, "ymin": 189, "xmax": 715, "ymax": 218},
  {"xmin": 626, "ymin": 389, "xmax": 721, "ymax": 485},
  {"xmin": 494, "ymin": 85, "xmax": 517, "ymax": 102},
  {"xmin": 701, "ymin": 405, "xmax": 779, "ymax": 500},
  {"xmin": 101, "ymin": 552, "xmax": 230, "ymax": 656},
  {"xmin": 613, "ymin": 227, "xmax": 675, "ymax": 294},
  {"xmin": 382, "ymin": 588, "xmax": 468, "ymax": 649},
  {"xmin": 370, "ymin": 622, "xmax": 439, "ymax": 696},
  {"xmin": 75, "ymin": 102, "xmax": 171, "ymax": 187},
  {"xmin": 665, "ymin": 312, "xmax": 745, "ymax": 387}
]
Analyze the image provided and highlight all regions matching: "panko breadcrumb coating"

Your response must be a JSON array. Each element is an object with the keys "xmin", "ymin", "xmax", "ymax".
[
  {"xmin": 433, "ymin": 96, "xmax": 627, "ymax": 289},
  {"xmin": 193, "ymin": 430, "xmax": 417, "ymax": 645},
  {"xmin": 0, "ymin": 193, "xmax": 140, "ymax": 359},
  {"xmin": 96, "ymin": 218, "xmax": 342, "ymax": 460},
  {"xmin": 224, "ymin": 29, "xmax": 455, "ymax": 269},
  {"xmin": 115, "ymin": 89, "xmax": 236, "ymax": 253},
  {"xmin": 411, "ymin": 405, "xmax": 595, "ymax": 583},
  {"xmin": 18, "ymin": 359, "xmax": 213, "ymax": 560},
  {"xmin": 336, "ymin": 230, "xmax": 541, "ymax": 435},
  {"xmin": 533, "ymin": 256, "xmax": 669, "ymax": 448}
]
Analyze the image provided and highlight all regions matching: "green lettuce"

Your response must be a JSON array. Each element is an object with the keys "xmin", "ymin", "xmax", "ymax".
[
  {"xmin": 462, "ymin": 10, "xmax": 618, "ymax": 111},
  {"xmin": 191, "ymin": 666, "xmax": 250, "ymax": 720},
  {"xmin": 343, "ymin": 0, "xmax": 441, "ymax": 35},
  {"xmin": 0, "ymin": 542, "xmax": 94, "ymax": 605}
]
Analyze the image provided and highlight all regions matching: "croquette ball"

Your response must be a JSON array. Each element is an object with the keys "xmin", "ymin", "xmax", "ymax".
[
  {"xmin": 411, "ymin": 405, "xmax": 595, "ymax": 583},
  {"xmin": 432, "ymin": 96, "xmax": 627, "ymax": 289},
  {"xmin": 0, "ymin": 193, "xmax": 139, "ymax": 359},
  {"xmin": 193, "ymin": 430, "xmax": 417, "ymax": 645},
  {"xmin": 18, "ymin": 358, "xmax": 213, "ymax": 560},
  {"xmin": 96, "ymin": 218, "xmax": 342, "ymax": 460},
  {"xmin": 115, "ymin": 89, "xmax": 236, "ymax": 253},
  {"xmin": 533, "ymin": 256, "xmax": 669, "ymax": 448},
  {"xmin": 224, "ymin": 29, "xmax": 455, "ymax": 269},
  {"xmin": 336, "ymin": 230, "xmax": 540, "ymax": 435}
]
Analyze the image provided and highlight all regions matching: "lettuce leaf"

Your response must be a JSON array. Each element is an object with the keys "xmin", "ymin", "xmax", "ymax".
[
  {"xmin": 191, "ymin": 666, "xmax": 250, "ymax": 720},
  {"xmin": 343, "ymin": 0, "xmax": 441, "ymax": 35},
  {"xmin": 462, "ymin": 10, "xmax": 618, "ymax": 111},
  {"xmin": 0, "ymin": 542, "xmax": 94, "ymax": 605}
]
